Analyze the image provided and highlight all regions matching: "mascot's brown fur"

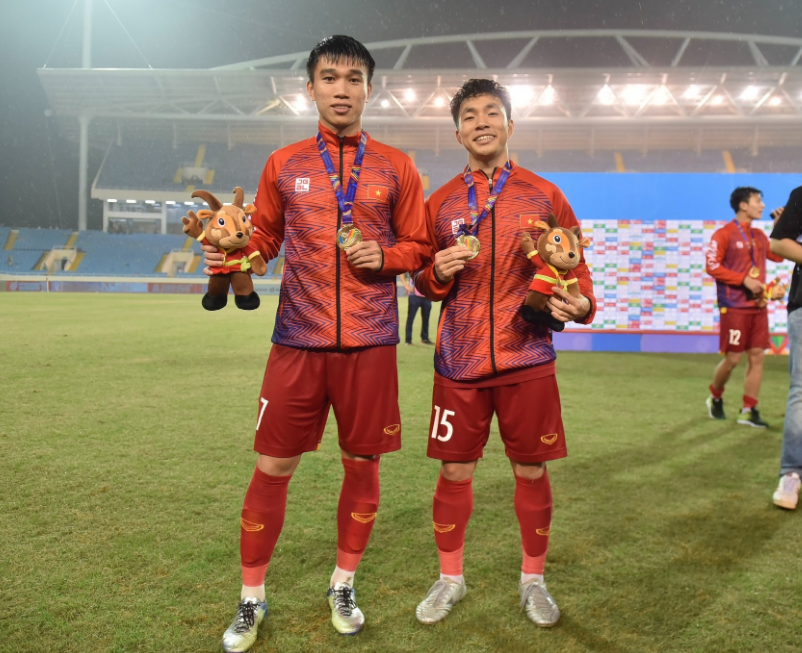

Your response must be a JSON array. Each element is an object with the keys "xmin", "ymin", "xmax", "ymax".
[
  {"xmin": 181, "ymin": 187, "xmax": 267, "ymax": 311},
  {"xmin": 519, "ymin": 213, "xmax": 590, "ymax": 332}
]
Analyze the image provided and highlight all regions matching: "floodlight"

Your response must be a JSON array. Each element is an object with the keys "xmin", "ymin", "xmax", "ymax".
[
  {"xmin": 107, "ymin": 199, "xmax": 117, "ymax": 203},
  {"xmin": 740, "ymin": 85, "xmax": 758, "ymax": 100},
  {"xmin": 539, "ymin": 86, "xmax": 556, "ymax": 105},
  {"xmin": 184, "ymin": 201, "xmax": 194, "ymax": 206},
  {"xmin": 683, "ymin": 85, "xmax": 700, "ymax": 99},
  {"xmin": 126, "ymin": 199, "xmax": 136, "ymax": 204},
  {"xmin": 145, "ymin": 200, "xmax": 156, "ymax": 204},
  {"xmin": 404, "ymin": 89, "xmax": 416, "ymax": 102},
  {"xmin": 380, "ymin": 99, "xmax": 390, "ymax": 108},
  {"xmin": 596, "ymin": 85, "xmax": 616, "ymax": 105},
  {"xmin": 769, "ymin": 97, "xmax": 782, "ymax": 106},
  {"xmin": 510, "ymin": 85, "xmax": 534, "ymax": 107},
  {"xmin": 711, "ymin": 96, "xmax": 724, "ymax": 105},
  {"xmin": 433, "ymin": 96, "xmax": 445, "ymax": 107},
  {"xmin": 165, "ymin": 201, "xmax": 176, "ymax": 205},
  {"xmin": 622, "ymin": 84, "xmax": 648, "ymax": 105}
]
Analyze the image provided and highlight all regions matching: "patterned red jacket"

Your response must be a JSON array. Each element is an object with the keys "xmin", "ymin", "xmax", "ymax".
[
  {"xmin": 415, "ymin": 162, "xmax": 596, "ymax": 382},
  {"xmin": 705, "ymin": 219, "xmax": 783, "ymax": 309},
  {"xmin": 249, "ymin": 123, "xmax": 428, "ymax": 350}
]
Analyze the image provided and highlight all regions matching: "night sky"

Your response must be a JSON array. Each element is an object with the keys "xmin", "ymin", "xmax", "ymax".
[{"xmin": 1, "ymin": 0, "xmax": 800, "ymax": 229}]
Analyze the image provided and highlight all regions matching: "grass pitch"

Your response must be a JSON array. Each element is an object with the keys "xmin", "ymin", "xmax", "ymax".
[{"xmin": 1, "ymin": 293, "xmax": 801, "ymax": 653}]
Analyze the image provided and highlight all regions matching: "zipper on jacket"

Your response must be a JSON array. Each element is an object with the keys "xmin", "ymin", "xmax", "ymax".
[
  {"xmin": 488, "ymin": 172, "xmax": 498, "ymax": 375},
  {"xmin": 336, "ymin": 136, "xmax": 344, "ymax": 349}
]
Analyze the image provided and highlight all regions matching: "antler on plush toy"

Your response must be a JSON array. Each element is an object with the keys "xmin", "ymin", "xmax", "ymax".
[
  {"xmin": 519, "ymin": 213, "xmax": 590, "ymax": 332},
  {"xmin": 182, "ymin": 187, "xmax": 267, "ymax": 311}
]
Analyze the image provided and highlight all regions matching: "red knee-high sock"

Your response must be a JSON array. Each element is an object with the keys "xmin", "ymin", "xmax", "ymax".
[
  {"xmin": 336, "ymin": 456, "xmax": 381, "ymax": 572},
  {"xmin": 514, "ymin": 471, "xmax": 553, "ymax": 575},
  {"xmin": 432, "ymin": 475, "xmax": 473, "ymax": 576},
  {"xmin": 239, "ymin": 467, "xmax": 292, "ymax": 586}
]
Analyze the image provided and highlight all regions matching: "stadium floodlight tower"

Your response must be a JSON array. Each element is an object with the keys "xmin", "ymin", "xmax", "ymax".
[{"xmin": 38, "ymin": 29, "xmax": 802, "ymax": 230}]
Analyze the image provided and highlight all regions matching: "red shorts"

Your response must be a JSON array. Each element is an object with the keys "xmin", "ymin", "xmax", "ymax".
[
  {"xmin": 718, "ymin": 308, "xmax": 769, "ymax": 353},
  {"xmin": 427, "ymin": 374, "xmax": 566, "ymax": 464},
  {"xmin": 253, "ymin": 344, "xmax": 401, "ymax": 458}
]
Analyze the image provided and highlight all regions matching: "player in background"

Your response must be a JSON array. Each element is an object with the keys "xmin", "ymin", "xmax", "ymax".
[
  {"xmin": 412, "ymin": 79, "xmax": 596, "ymax": 628},
  {"xmin": 202, "ymin": 35, "xmax": 428, "ymax": 652},
  {"xmin": 399, "ymin": 272, "xmax": 434, "ymax": 345},
  {"xmin": 705, "ymin": 187, "xmax": 784, "ymax": 428},
  {"xmin": 769, "ymin": 186, "xmax": 802, "ymax": 509}
]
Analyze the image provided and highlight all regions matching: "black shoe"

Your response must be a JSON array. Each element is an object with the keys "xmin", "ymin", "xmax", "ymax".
[
  {"xmin": 235, "ymin": 291, "xmax": 261, "ymax": 310},
  {"xmin": 421, "ymin": 339, "xmax": 434, "ymax": 345},
  {"xmin": 202, "ymin": 292, "xmax": 228, "ymax": 311},
  {"xmin": 706, "ymin": 396, "xmax": 725, "ymax": 420},
  {"xmin": 737, "ymin": 408, "xmax": 768, "ymax": 428}
]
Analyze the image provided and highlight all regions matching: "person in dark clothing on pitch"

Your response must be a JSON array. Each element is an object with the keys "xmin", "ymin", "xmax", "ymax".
[{"xmin": 400, "ymin": 272, "xmax": 433, "ymax": 345}]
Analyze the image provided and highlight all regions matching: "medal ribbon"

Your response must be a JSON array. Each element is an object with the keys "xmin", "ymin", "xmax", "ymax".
[
  {"xmin": 458, "ymin": 160, "xmax": 514, "ymax": 238},
  {"xmin": 316, "ymin": 131, "xmax": 368, "ymax": 226},
  {"xmin": 733, "ymin": 219, "xmax": 758, "ymax": 271}
]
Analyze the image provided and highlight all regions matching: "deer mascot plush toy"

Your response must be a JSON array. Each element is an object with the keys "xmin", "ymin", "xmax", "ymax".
[
  {"xmin": 520, "ymin": 213, "xmax": 591, "ymax": 332},
  {"xmin": 181, "ymin": 187, "xmax": 267, "ymax": 311}
]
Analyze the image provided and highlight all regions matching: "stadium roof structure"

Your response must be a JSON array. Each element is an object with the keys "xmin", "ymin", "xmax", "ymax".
[{"xmin": 40, "ymin": 29, "xmax": 802, "ymax": 154}]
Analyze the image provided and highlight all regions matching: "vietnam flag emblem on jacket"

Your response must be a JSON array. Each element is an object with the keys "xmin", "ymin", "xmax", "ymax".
[{"xmin": 365, "ymin": 185, "xmax": 389, "ymax": 202}]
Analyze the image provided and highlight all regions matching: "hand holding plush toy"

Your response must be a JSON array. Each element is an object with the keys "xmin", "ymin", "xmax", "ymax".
[
  {"xmin": 520, "ymin": 213, "xmax": 590, "ymax": 332},
  {"xmin": 182, "ymin": 187, "xmax": 267, "ymax": 311},
  {"xmin": 755, "ymin": 276, "xmax": 787, "ymax": 308}
]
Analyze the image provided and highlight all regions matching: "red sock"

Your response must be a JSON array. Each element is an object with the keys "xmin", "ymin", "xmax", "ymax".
[
  {"xmin": 240, "ymin": 467, "xmax": 292, "ymax": 586},
  {"xmin": 709, "ymin": 384, "xmax": 724, "ymax": 400},
  {"xmin": 432, "ymin": 475, "xmax": 473, "ymax": 576},
  {"xmin": 336, "ymin": 456, "xmax": 381, "ymax": 572},
  {"xmin": 743, "ymin": 395, "xmax": 758, "ymax": 409},
  {"xmin": 514, "ymin": 471, "xmax": 552, "ymax": 575}
]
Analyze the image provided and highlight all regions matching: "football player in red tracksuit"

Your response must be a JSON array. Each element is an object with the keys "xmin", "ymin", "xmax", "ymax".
[
  {"xmin": 412, "ymin": 79, "xmax": 596, "ymax": 628},
  {"xmin": 203, "ymin": 36, "xmax": 428, "ymax": 651},
  {"xmin": 705, "ymin": 186, "xmax": 784, "ymax": 428}
]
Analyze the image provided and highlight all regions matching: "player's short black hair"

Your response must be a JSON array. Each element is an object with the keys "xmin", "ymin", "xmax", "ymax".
[
  {"xmin": 730, "ymin": 186, "xmax": 763, "ymax": 212},
  {"xmin": 450, "ymin": 79, "xmax": 512, "ymax": 127},
  {"xmin": 306, "ymin": 35, "xmax": 375, "ymax": 84}
]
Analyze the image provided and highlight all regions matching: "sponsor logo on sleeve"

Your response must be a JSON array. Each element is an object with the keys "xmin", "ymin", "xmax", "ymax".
[{"xmin": 295, "ymin": 178, "xmax": 310, "ymax": 192}]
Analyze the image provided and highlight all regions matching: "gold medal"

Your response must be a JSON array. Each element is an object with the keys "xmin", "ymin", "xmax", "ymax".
[
  {"xmin": 748, "ymin": 266, "xmax": 760, "ymax": 278},
  {"xmin": 456, "ymin": 233, "xmax": 481, "ymax": 260},
  {"xmin": 337, "ymin": 225, "xmax": 362, "ymax": 250}
]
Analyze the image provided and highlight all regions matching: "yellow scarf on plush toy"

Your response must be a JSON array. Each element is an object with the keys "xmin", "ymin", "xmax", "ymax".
[{"xmin": 527, "ymin": 250, "xmax": 578, "ymax": 290}]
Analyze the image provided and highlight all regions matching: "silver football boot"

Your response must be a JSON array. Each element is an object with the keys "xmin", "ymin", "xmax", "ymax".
[
  {"xmin": 519, "ymin": 578, "xmax": 560, "ymax": 627},
  {"xmin": 327, "ymin": 582, "xmax": 365, "ymax": 635},
  {"xmin": 415, "ymin": 578, "xmax": 467, "ymax": 624},
  {"xmin": 221, "ymin": 597, "xmax": 268, "ymax": 653}
]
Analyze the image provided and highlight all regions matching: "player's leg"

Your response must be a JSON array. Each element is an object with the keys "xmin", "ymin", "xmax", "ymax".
[
  {"xmin": 326, "ymin": 346, "xmax": 402, "ymax": 634},
  {"xmin": 495, "ymin": 376, "xmax": 566, "ymax": 627},
  {"xmin": 405, "ymin": 295, "xmax": 420, "ymax": 345},
  {"xmin": 775, "ymin": 308, "xmax": 802, "ymax": 509},
  {"xmin": 739, "ymin": 310, "xmax": 770, "ymax": 427},
  {"xmin": 416, "ymin": 383, "xmax": 492, "ymax": 624},
  {"xmin": 708, "ymin": 310, "xmax": 747, "ymax": 419},
  {"xmin": 420, "ymin": 298, "xmax": 433, "ymax": 344},
  {"xmin": 223, "ymin": 345, "xmax": 330, "ymax": 652}
]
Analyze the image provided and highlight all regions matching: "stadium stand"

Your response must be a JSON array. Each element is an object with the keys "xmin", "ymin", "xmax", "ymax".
[
  {"xmin": 12, "ymin": 228, "xmax": 73, "ymax": 251},
  {"xmin": 0, "ymin": 227, "xmax": 285, "ymax": 278},
  {"xmin": 96, "ymin": 142, "xmax": 272, "ymax": 196},
  {"xmin": 94, "ymin": 141, "xmax": 802, "ymax": 203}
]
